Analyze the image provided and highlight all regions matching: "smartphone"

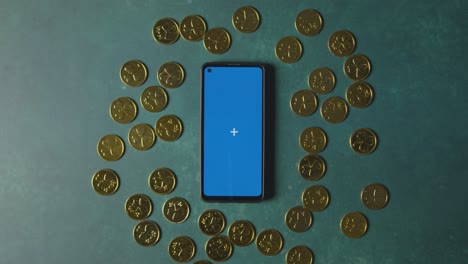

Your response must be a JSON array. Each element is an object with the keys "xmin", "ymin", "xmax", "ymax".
[{"xmin": 201, "ymin": 63, "xmax": 265, "ymax": 201}]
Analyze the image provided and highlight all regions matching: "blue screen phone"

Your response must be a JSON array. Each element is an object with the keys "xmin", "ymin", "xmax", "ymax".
[{"xmin": 201, "ymin": 63, "xmax": 265, "ymax": 201}]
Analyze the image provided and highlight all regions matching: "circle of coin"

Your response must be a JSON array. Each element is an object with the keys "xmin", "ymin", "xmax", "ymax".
[
  {"xmin": 180, "ymin": 15, "xmax": 207, "ymax": 41},
  {"xmin": 133, "ymin": 220, "xmax": 161, "ymax": 247},
  {"xmin": 295, "ymin": 9, "xmax": 323, "ymax": 36},
  {"xmin": 340, "ymin": 212, "xmax": 368, "ymax": 238},
  {"xmin": 125, "ymin": 194, "xmax": 153, "ymax": 220},
  {"xmin": 120, "ymin": 60, "xmax": 148, "ymax": 87},
  {"xmin": 163, "ymin": 197, "xmax": 190, "ymax": 223},
  {"xmin": 152, "ymin": 18, "xmax": 179, "ymax": 45},
  {"xmin": 361, "ymin": 183, "xmax": 389, "ymax": 210},
  {"xmin": 203, "ymin": 27, "xmax": 231, "ymax": 54},
  {"xmin": 140, "ymin": 86, "xmax": 168, "ymax": 113},
  {"xmin": 320, "ymin": 96, "xmax": 349, "ymax": 124},
  {"xmin": 128, "ymin": 124, "xmax": 156, "ymax": 151},
  {"xmin": 256, "ymin": 229, "xmax": 283, "ymax": 256},
  {"xmin": 205, "ymin": 236, "xmax": 233, "ymax": 262},
  {"xmin": 285, "ymin": 206, "xmax": 313, "ymax": 233},
  {"xmin": 299, "ymin": 127, "xmax": 327, "ymax": 154},
  {"xmin": 97, "ymin": 134, "xmax": 125, "ymax": 161},
  {"xmin": 91, "ymin": 169, "xmax": 120, "ymax": 195},
  {"xmin": 308, "ymin": 68, "xmax": 336, "ymax": 94},
  {"xmin": 157, "ymin": 62, "xmax": 185, "ymax": 89},
  {"xmin": 148, "ymin": 167, "xmax": 177, "ymax": 195},
  {"xmin": 286, "ymin": 245, "xmax": 314, "ymax": 264},
  {"xmin": 109, "ymin": 97, "xmax": 138, "ymax": 124},
  {"xmin": 290, "ymin": 90, "xmax": 317, "ymax": 116},
  {"xmin": 346, "ymin": 82, "xmax": 374, "ymax": 108},
  {"xmin": 194, "ymin": 261, "xmax": 211, "ymax": 264},
  {"xmin": 198, "ymin": 209, "xmax": 226, "ymax": 236},
  {"xmin": 350, "ymin": 128, "xmax": 378, "ymax": 154},
  {"xmin": 228, "ymin": 220, "xmax": 256, "ymax": 247},
  {"xmin": 168, "ymin": 236, "xmax": 196, "ymax": 262},
  {"xmin": 275, "ymin": 36, "xmax": 303, "ymax": 63},
  {"xmin": 344, "ymin": 54, "xmax": 372, "ymax": 81},
  {"xmin": 328, "ymin": 30, "xmax": 356, "ymax": 57},
  {"xmin": 298, "ymin": 154, "xmax": 326, "ymax": 181},
  {"xmin": 302, "ymin": 185, "xmax": 330, "ymax": 212},
  {"xmin": 155, "ymin": 114, "xmax": 183, "ymax": 141},
  {"xmin": 232, "ymin": 6, "xmax": 261, "ymax": 33}
]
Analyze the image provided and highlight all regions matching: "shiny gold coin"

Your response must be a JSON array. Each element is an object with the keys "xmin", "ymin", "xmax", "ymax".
[
  {"xmin": 298, "ymin": 154, "xmax": 326, "ymax": 181},
  {"xmin": 120, "ymin": 60, "xmax": 148, "ymax": 87},
  {"xmin": 180, "ymin": 15, "xmax": 207, "ymax": 41},
  {"xmin": 128, "ymin": 124, "xmax": 156, "ymax": 151},
  {"xmin": 198, "ymin": 209, "xmax": 226, "ymax": 236},
  {"xmin": 168, "ymin": 236, "xmax": 196, "ymax": 262},
  {"xmin": 346, "ymin": 82, "xmax": 374, "ymax": 108},
  {"xmin": 203, "ymin": 27, "xmax": 231, "ymax": 54},
  {"xmin": 361, "ymin": 183, "xmax": 389, "ymax": 210},
  {"xmin": 109, "ymin": 97, "xmax": 137, "ymax": 124},
  {"xmin": 302, "ymin": 185, "xmax": 330, "ymax": 212},
  {"xmin": 232, "ymin": 6, "xmax": 261, "ymax": 33},
  {"xmin": 133, "ymin": 220, "xmax": 161, "ymax": 247},
  {"xmin": 295, "ymin": 9, "xmax": 323, "ymax": 36},
  {"xmin": 299, "ymin": 127, "xmax": 327, "ymax": 154},
  {"xmin": 125, "ymin": 194, "xmax": 153, "ymax": 220},
  {"xmin": 340, "ymin": 212, "xmax": 368, "ymax": 238},
  {"xmin": 285, "ymin": 206, "xmax": 313, "ymax": 233},
  {"xmin": 344, "ymin": 54, "xmax": 372, "ymax": 81},
  {"xmin": 308, "ymin": 68, "xmax": 336, "ymax": 94},
  {"xmin": 153, "ymin": 18, "xmax": 179, "ymax": 45},
  {"xmin": 286, "ymin": 245, "xmax": 314, "ymax": 264},
  {"xmin": 205, "ymin": 236, "xmax": 233, "ymax": 262},
  {"xmin": 256, "ymin": 229, "xmax": 283, "ymax": 256},
  {"xmin": 275, "ymin": 36, "xmax": 303, "ymax": 63},
  {"xmin": 155, "ymin": 114, "xmax": 183, "ymax": 141},
  {"xmin": 140, "ymin": 86, "xmax": 168, "ymax": 113},
  {"xmin": 148, "ymin": 167, "xmax": 177, "ymax": 195},
  {"xmin": 350, "ymin": 128, "xmax": 378, "ymax": 154},
  {"xmin": 194, "ymin": 261, "xmax": 211, "ymax": 264},
  {"xmin": 320, "ymin": 96, "xmax": 349, "ymax": 124},
  {"xmin": 163, "ymin": 197, "xmax": 190, "ymax": 223},
  {"xmin": 290, "ymin": 90, "xmax": 317, "ymax": 116},
  {"xmin": 228, "ymin": 220, "xmax": 256, "ymax": 247},
  {"xmin": 97, "ymin": 134, "xmax": 125, "ymax": 161},
  {"xmin": 328, "ymin": 30, "xmax": 356, "ymax": 57},
  {"xmin": 91, "ymin": 169, "xmax": 120, "ymax": 195},
  {"xmin": 157, "ymin": 62, "xmax": 185, "ymax": 89}
]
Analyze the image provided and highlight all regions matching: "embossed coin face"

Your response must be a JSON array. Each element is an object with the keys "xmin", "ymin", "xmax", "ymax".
[
  {"xmin": 328, "ymin": 30, "xmax": 356, "ymax": 57},
  {"xmin": 163, "ymin": 197, "xmax": 190, "ymax": 223},
  {"xmin": 128, "ymin": 124, "xmax": 156, "ymax": 151},
  {"xmin": 340, "ymin": 212, "xmax": 368, "ymax": 238},
  {"xmin": 350, "ymin": 128, "xmax": 378, "ymax": 154},
  {"xmin": 346, "ymin": 82, "xmax": 374, "ymax": 108},
  {"xmin": 320, "ymin": 96, "xmax": 349, "ymax": 124},
  {"xmin": 153, "ymin": 18, "xmax": 179, "ymax": 45},
  {"xmin": 205, "ymin": 236, "xmax": 233, "ymax": 262},
  {"xmin": 299, "ymin": 127, "xmax": 327, "ymax": 154},
  {"xmin": 295, "ymin": 9, "xmax": 323, "ymax": 36},
  {"xmin": 203, "ymin": 27, "xmax": 231, "ymax": 54},
  {"xmin": 228, "ymin": 220, "xmax": 256, "ymax": 247},
  {"xmin": 120, "ymin": 60, "xmax": 148, "ymax": 87},
  {"xmin": 232, "ymin": 6, "xmax": 261, "ymax": 33},
  {"xmin": 125, "ymin": 194, "xmax": 153, "ymax": 220},
  {"xmin": 198, "ymin": 209, "xmax": 226, "ymax": 236},
  {"xmin": 157, "ymin": 62, "xmax": 185, "ymax": 89},
  {"xmin": 180, "ymin": 15, "xmax": 207, "ymax": 41},
  {"xmin": 286, "ymin": 245, "xmax": 314, "ymax": 264},
  {"xmin": 109, "ymin": 97, "xmax": 137, "ymax": 124},
  {"xmin": 302, "ymin": 185, "xmax": 330, "ymax": 212},
  {"xmin": 290, "ymin": 90, "xmax": 317, "ymax": 116},
  {"xmin": 361, "ymin": 183, "xmax": 389, "ymax": 210},
  {"xmin": 168, "ymin": 236, "xmax": 196, "ymax": 262},
  {"xmin": 97, "ymin": 134, "xmax": 125, "ymax": 161},
  {"xmin": 298, "ymin": 154, "xmax": 326, "ymax": 181},
  {"xmin": 256, "ymin": 229, "xmax": 283, "ymax": 256},
  {"xmin": 155, "ymin": 114, "xmax": 183, "ymax": 141},
  {"xmin": 275, "ymin": 36, "xmax": 303, "ymax": 63},
  {"xmin": 308, "ymin": 67, "xmax": 336, "ymax": 94},
  {"xmin": 148, "ymin": 168, "xmax": 177, "ymax": 195},
  {"xmin": 133, "ymin": 220, "xmax": 161, "ymax": 247},
  {"xmin": 91, "ymin": 169, "xmax": 120, "ymax": 195},
  {"xmin": 285, "ymin": 206, "xmax": 313, "ymax": 233},
  {"xmin": 140, "ymin": 86, "xmax": 168, "ymax": 113},
  {"xmin": 344, "ymin": 54, "xmax": 372, "ymax": 81}
]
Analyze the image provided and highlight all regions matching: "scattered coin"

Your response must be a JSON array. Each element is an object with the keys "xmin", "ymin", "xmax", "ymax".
[
  {"xmin": 320, "ymin": 96, "xmax": 349, "ymax": 124},
  {"xmin": 285, "ymin": 206, "xmax": 313, "ymax": 233},
  {"xmin": 133, "ymin": 220, "xmax": 161, "ymax": 247},
  {"xmin": 168, "ymin": 236, "xmax": 196, "ymax": 262},
  {"xmin": 155, "ymin": 114, "xmax": 183, "ymax": 141},
  {"xmin": 91, "ymin": 169, "xmax": 120, "ymax": 195},
  {"xmin": 180, "ymin": 15, "xmax": 207, "ymax": 41},
  {"xmin": 328, "ymin": 30, "xmax": 356, "ymax": 57},
  {"xmin": 205, "ymin": 236, "xmax": 233, "ymax": 262},
  {"xmin": 109, "ymin": 97, "xmax": 138, "ymax": 124},
  {"xmin": 275, "ymin": 36, "xmax": 303, "ymax": 63},
  {"xmin": 286, "ymin": 245, "xmax": 314, "ymax": 264},
  {"xmin": 148, "ymin": 167, "xmax": 177, "ymax": 195},
  {"xmin": 120, "ymin": 60, "xmax": 148, "ymax": 87},
  {"xmin": 140, "ymin": 86, "xmax": 168, "ymax": 113},
  {"xmin": 228, "ymin": 220, "xmax": 256, "ymax": 247},
  {"xmin": 128, "ymin": 124, "xmax": 156, "ymax": 151},
  {"xmin": 302, "ymin": 185, "xmax": 330, "ymax": 212},
  {"xmin": 308, "ymin": 67, "xmax": 336, "ymax": 94},
  {"xmin": 346, "ymin": 82, "xmax": 374, "ymax": 108},
  {"xmin": 298, "ymin": 154, "xmax": 326, "ymax": 181},
  {"xmin": 232, "ymin": 6, "xmax": 261, "ymax": 33},
  {"xmin": 340, "ymin": 212, "xmax": 368, "ymax": 238},
  {"xmin": 290, "ymin": 90, "xmax": 317, "ymax": 116},
  {"xmin": 203, "ymin": 27, "xmax": 231, "ymax": 54},
  {"xmin": 344, "ymin": 54, "xmax": 372, "ymax": 81},
  {"xmin": 194, "ymin": 261, "xmax": 211, "ymax": 264},
  {"xmin": 198, "ymin": 209, "xmax": 226, "ymax": 236},
  {"xmin": 295, "ymin": 9, "xmax": 323, "ymax": 36},
  {"xmin": 349, "ymin": 128, "xmax": 378, "ymax": 154},
  {"xmin": 299, "ymin": 127, "xmax": 327, "ymax": 154},
  {"xmin": 157, "ymin": 62, "xmax": 185, "ymax": 89},
  {"xmin": 361, "ymin": 183, "xmax": 389, "ymax": 210},
  {"xmin": 97, "ymin": 134, "xmax": 125, "ymax": 161},
  {"xmin": 125, "ymin": 194, "xmax": 153, "ymax": 220},
  {"xmin": 153, "ymin": 18, "xmax": 179, "ymax": 45},
  {"xmin": 256, "ymin": 229, "xmax": 283, "ymax": 256},
  {"xmin": 163, "ymin": 197, "xmax": 190, "ymax": 223}
]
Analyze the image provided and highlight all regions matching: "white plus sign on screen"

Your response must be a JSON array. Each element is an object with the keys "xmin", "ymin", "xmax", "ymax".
[{"xmin": 230, "ymin": 128, "xmax": 238, "ymax": 136}]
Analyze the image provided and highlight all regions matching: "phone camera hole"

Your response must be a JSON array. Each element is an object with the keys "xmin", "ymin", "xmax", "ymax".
[{"xmin": 208, "ymin": 68, "xmax": 212, "ymax": 72}]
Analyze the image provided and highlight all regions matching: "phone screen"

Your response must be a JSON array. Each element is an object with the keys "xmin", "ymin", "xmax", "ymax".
[{"xmin": 201, "ymin": 63, "xmax": 264, "ymax": 201}]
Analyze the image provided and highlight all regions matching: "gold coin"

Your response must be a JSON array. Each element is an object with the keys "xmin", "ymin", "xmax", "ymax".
[
  {"xmin": 344, "ymin": 54, "xmax": 372, "ymax": 81},
  {"xmin": 302, "ymin": 185, "xmax": 330, "ymax": 212},
  {"xmin": 346, "ymin": 82, "xmax": 374, "ymax": 108},
  {"xmin": 298, "ymin": 154, "xmax": 326, "ymax": 181},
  {"xmin": 157, "ymin": 62, "xmax": 185, "ymax": 89},
  {"xmin": 256, "ymin": 229, "xmax": 283, "ymax": 256},
  {"xmin": 198, "ymin": 209, "xmax": 226, "ymax": 236},
  {"xmin": 340, "ymin": 212, "xmax": 368, "ymax": 238},
  {"xmin": 97, "ymin": 134, "xmax": 125, "ymax": 161},
  {"xmin": 109, "ymin": 97, "xmax": 137, "ymax": 124},
  {"xmin": 286, "ymin": 245, "xmax": 314, "ymax": 264},
  {"xmin": 152, "ymin": 18, "xmax": 179, "ymax": 45},
  {"xmin": 328, "ymin": 30, "xmax": 356, "ymax": 57},
  {"xmin": 168, "ymin": 236, "xmax": 196, "ymax": 262},
  {"xmin": 120, "ymin": 60, "xmax": 148, "ymax": 87},
  {"xmin": 140, "ymin": 86, "xmax": 168, "ymax": 113},
  {"xmin": 180, "ymin": 15, "xmax": 207, "ymax": 41},
  {"xmin": 128, "ymin": 124, "xmax": 156, "ymax": 151},
  {"xmin": 232, "ymin": 6, "xmax": 261, "ymax": 33},
  {"xmin": 361, "ymin": 183, "xmax": 389, "ymax": 210},
  {"xmin": 295, "ymin": 9, "xmax": 323, "ymax": 36},
  {"xmin": 320, "ymin": 96, "xmax": 349, "ymax": 124},
  {"xmin": 308, "ymin": 68, "xmax": 336, "ymax": 94},
  {"xmin": 285, "ymin": 206, "xmax": 313, "ymax": 233},
  {"xmin": 205, "ymin": 236, "xmax": 233, "ymax": 262},
  {"xmin": 91, "ymin": 169, "xmax": 120, "ymax": 195},
  {"xmin": 194, "ymin": 261, "xmax": 211, "ymax": 264},
  {"xmin": 163, "ymin": 197, "xmax": 190, "ymax": 223},
  {"xmin": 133, "ymin": 220, "xmax": 161, "ymax": 247},
  {"xmin": 349, "ymin": 128, "xmax": 378, "ymax": 154},
  {"xmin": 275, "ymin": 36, "xmax": 303, "ymax": 63},
  {"xmin": 228, "ymin": 220, "xmax": 256, "ymax": 247},
  {"xmin": 155, "ymin": 114, "xmax": 183, "ymax": 141},
  {"xmin": 203, "ymin": 27, "xmax": 231, "ymax": 54},
  {"xmin": 290, "ymin": 90, "xmax": 317, "ymax": 116},
  {"xmin": 148, "ymin": 167, "xmax": 177, "ymax": 195},
  {"xmin": 125, "ymin": 194, "xmax": 153, "ymax": 220},
  {"xmin": 299, "ymin": 127, "xmax": 327, "ymax": 154}
]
